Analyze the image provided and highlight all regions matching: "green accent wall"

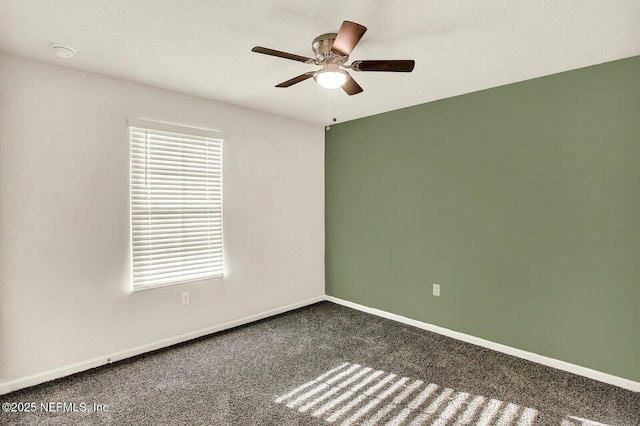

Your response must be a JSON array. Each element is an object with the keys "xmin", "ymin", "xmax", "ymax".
[{"xmin": 325, "ymin": 56, "xmax": 640, "ymax": 382}]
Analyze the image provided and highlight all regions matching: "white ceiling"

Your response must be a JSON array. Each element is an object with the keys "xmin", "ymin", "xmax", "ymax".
[{"xmin": 1, "ymin": 1, "xmax": 639, "ymax": 126}]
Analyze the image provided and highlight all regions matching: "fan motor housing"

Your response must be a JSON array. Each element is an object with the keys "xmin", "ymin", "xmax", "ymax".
[{"xmin": 312, "ymin": 33, "xmax": 347, "ymax": 64}]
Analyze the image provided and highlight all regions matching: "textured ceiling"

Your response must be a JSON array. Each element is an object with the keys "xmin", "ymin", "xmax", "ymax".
[{"xmin": 1, "ymin": 0, "xmax": 639, "ymax": 125}]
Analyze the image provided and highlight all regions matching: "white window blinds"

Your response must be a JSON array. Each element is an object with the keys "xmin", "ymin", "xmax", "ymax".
[{"xmin": 129, "ymin": 119, "xmax": 224, "ymax": 289}]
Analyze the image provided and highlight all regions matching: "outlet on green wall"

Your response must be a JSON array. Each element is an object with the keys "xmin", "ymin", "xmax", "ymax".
[{"xmin": 325, "ymin": 56, "xmax": 640, "ymax": 382}]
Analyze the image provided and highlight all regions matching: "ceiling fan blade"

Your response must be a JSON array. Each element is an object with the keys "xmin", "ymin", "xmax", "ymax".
[
  {"xmin": 331, "ymin": 21, "xmax": 367, "ymax": 56},
  {"xmin": 342, "ymin": 73, "xmax": 363, "ymax": 96},
  {"xmin": 252, "ymin": 46, "xmax": 316, "ymax": 64},
  {"xmin": 351, "ymin": 60, "xmax": 415, "ymax": 72},
  {"xmin": 275, "ymin": 72, "xmax": 316, "ymax": 88}
]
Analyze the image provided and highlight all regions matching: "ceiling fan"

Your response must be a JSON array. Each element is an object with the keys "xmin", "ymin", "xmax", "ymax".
[{"xmin": 252, "ymin": 21, "xmax": 415, "ymax": 96}]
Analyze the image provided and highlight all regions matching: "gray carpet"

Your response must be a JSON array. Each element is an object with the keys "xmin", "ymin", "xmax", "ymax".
[{"xmin": 1, "ymin": 302, "xmax": 638, "ymax": 425}]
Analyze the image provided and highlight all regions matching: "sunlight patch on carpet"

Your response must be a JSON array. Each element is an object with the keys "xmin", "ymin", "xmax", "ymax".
[
  {"xmin": 561, "ymin": 416, "xmax": 613, "ymax": 426},
  {"xmin": 274, "ymin": 362, "xmax": 540, "ymax": 425}
]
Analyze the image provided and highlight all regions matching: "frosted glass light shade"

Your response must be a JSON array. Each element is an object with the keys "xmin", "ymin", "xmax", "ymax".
[{"xmin": 315, "ymin": 70, "xmax": 347, "ymax": 89}]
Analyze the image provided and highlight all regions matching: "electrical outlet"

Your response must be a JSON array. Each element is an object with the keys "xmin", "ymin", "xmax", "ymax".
[
  {"xmin": 433, "ymin": 284, "xmax": 440, "ymax": 297},
  {"xmin": 181, "ymin": 291, "xmax": 190, "ymax": 305}
]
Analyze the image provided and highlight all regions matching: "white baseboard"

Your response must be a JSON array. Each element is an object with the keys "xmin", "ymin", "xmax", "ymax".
[
  {"xmin": 0, "ymin": 296, "xmax": 325, "ymax": 395},
  {"xmin": 3, "ymin": 295, "xmax": 638, "ymax": 395},
  {"xmin": 324, "ymin": 296, "xmax": 640, "ymax": 393}
]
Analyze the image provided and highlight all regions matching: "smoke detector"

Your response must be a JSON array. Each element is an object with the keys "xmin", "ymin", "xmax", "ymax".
[{"xmin": 51, "ymin": 44, "xmax": 76, "ymax": 58}]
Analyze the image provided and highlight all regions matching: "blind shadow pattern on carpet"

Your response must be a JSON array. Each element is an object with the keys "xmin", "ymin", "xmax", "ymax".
[{"xmin": 275, "ymin": 362, "xmax": 539, "ymax": 425}]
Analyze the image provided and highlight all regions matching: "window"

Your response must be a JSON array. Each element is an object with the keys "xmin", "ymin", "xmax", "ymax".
[{"xmin": 129, "ymin": 119, "xmax": 223, "ymax": 290}]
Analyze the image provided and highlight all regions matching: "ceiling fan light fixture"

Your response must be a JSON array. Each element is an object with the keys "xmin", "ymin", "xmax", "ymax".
[
  {"xmin": 314, "ymin": 66, "xmax": 348, "ymax": 89},
  {"xmin": 252, "ymin": 20, "xmax": 414, "ymax": 96}
]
